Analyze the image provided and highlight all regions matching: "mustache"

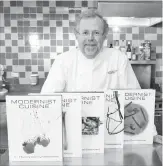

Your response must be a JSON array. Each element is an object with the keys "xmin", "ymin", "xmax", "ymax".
[{"xmin": 84, "ymin": 43, "xmax": 97, "ymax": 46}]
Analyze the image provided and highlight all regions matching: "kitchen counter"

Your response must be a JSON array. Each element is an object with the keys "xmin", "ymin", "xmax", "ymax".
[
  {"xmin": 0, "ymin": 144, "xmax": 162, "ymax": 166},
  {"xmin": 0, "ymin": 82, "xmax": 44, "ymax": 101}
]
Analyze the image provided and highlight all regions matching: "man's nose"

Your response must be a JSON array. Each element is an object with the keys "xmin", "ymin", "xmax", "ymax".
[{"xmin": 87, "ymin": 32, "xmax": 94, "ymax": 41}]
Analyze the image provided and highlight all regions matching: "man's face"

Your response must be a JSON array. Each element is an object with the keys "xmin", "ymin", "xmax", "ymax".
[{"xmin": 75, "ymin": 17, "xmax": 106, "ymax": 59}]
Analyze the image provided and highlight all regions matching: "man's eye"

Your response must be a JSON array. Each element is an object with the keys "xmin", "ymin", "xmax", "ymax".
[
  {"xmin": 95, "ymin": 31, "xmax": 100, "ymax": 35},
  {"xmin": 82, "ymin": 31, "xmax": 89, "ymax": 35}
]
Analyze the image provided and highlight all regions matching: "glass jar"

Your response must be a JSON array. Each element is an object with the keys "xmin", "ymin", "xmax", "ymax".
[{"xmin": 143, "ymin": 40, "xmax": 151, "ymax": 60}]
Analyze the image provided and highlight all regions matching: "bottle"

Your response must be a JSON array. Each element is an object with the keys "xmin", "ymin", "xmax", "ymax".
[
  {"xmin": 126, "ymin": 41, "xmax": 132, "ymax": 60},
  {"xmin": 114, "ymin": 40, "xmax": 119, "ymax": 50},
  {"xmin": 109, "ymin": 43, "xmax": 113, "ymax": 48},
  {"xmin": 132, "ymin": 47, "xmax": 136, "ymax": 60},
  {"xmin": 120, "ymin": 40, "xmax": 126, "ymax": 53}
]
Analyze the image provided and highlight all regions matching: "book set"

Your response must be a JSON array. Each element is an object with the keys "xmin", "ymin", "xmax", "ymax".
[{"xmin": 5, "ymin": 90, "xmax": 155, "ymax": 163}]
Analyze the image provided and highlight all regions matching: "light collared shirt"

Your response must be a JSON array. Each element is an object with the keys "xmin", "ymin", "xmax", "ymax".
[
  {"xmin": 41, "ymin": 47, "xmax": 141, "ymax": 93},
  {"xmin": 41, "ymin": 47, "xmax": 158, "ymax": 136}
]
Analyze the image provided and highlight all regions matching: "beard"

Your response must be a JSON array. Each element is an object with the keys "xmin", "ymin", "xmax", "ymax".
[{"xmin": 83, "ymin": 44, "xmax": 99, "ymax": 58}]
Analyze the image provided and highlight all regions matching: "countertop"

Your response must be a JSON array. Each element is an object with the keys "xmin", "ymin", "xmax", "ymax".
[
  {"xmin": 0, "ymin": 124, "xmax": 162, "ymax": 166},
  {"xmin": 0, "ymin": 144, "xmax": 162, "ymax": 166},
  {"xmin": 0, "ymin": 82, "xmax": 162, "ymax": 102}
]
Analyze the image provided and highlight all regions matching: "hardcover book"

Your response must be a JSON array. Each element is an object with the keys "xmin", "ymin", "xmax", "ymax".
[
  {"xmin": 61, "ymin": 93, "xmax": 82, "ymax": 157},
  {"xmin": 6, "ymin": 95, "xmax": 63, "ymax": 163},
  {"xmin": 104, "ymin": 90, "xmax": 124, "ymax": 148},
  {"xmin": 81, "ymin": 92, "xmax": 105, "ymax": 154},
  {"xmin": 124, "ymin": 89, "xmax": 156, "ymax": 144}
]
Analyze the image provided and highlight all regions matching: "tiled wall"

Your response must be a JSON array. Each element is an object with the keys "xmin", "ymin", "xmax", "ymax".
[{"xmin": 0, "ymin": 1, "xmax": 162, "ymax": 85}]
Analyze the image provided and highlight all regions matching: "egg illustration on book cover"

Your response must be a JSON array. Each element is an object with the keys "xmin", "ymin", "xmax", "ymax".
[
  {"xmin": 37, "ymin": 134, "xmax": 50, "ymax": 147},
  {"xmin": 22, "ymin": 137, "xmax": 37, "ymax": 154},
  {"xmin": 21, "ymin": 109, "xmax": 52, "ymax": 154}
]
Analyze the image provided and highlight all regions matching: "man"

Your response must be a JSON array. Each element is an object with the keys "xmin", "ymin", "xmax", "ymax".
[{"xmin": 41, "ymin": 9, "xmax": 140, "ymax": 93}]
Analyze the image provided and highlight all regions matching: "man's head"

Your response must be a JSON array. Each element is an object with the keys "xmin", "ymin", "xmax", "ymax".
[{"xmin": 74, "ymin": 9, "xmax": 109, "ymax": 59}]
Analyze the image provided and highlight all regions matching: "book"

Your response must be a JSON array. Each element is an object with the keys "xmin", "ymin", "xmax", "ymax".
[
  {"xmin": 6, "ymin": 95, "xmax": 63, "ymax": 163},
  {"xmin": 81, "ymin": 92, "xmax": 105, "ymax": 154},
  {"xmin": 61, "ymin": 93, "xmax": 82, "ymax": 157},
  {"xmin": 104, "ymin": 90, "xmax": 124, "ymax": 148},
  {"xmin": 124, "ymin": 89, "xmax": 156, "ymax": 144}
]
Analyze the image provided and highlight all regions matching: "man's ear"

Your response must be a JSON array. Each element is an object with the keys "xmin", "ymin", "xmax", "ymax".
[
  {"xmin": 104, "ymin": 27, "xmax": 109, "ymax": 39},
  {"xmin": 73, "ymin": 28, "xmax": 78, "ymax": 38}
]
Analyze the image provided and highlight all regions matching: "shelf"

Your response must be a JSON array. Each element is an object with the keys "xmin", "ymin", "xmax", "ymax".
[{"xmin": 130, "ymin": 60, "xmax": 156, "ymax": 65}]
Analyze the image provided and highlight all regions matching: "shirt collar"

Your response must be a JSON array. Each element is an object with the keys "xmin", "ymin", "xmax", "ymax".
[{"xmin": 77, "ymin": 47, "xmax": 103, "ymax": 63}]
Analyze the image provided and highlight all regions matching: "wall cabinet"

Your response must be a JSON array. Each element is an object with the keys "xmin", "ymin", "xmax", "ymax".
[{"xmin": 131, "ymin": 61, "xmax": 156, "ymax": 89}]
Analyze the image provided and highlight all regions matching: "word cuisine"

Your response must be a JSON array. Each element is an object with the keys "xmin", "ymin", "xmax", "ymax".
[{"xmin": 10, "ymin": 99, "xmax": 56, "ymax": 109}]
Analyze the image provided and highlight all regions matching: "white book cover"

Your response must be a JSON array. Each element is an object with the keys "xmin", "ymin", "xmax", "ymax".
[
  {"xmin": 81, "ymin": 92, "xmax": 105, "ymax": 154},
  {"xmin": 104, "ymin": 90, "xmax": 124, "ymax": 148},
  {"xmin": 61, "ymin": 93, "xmax": 82, "ymax": 157},
  {"xmin": 124, "ymin": 90, "xmax": 156, "ymax": 144},
  {"xmin": 6, "ymin": 95, "xmax": 63, "ymax": 163}
]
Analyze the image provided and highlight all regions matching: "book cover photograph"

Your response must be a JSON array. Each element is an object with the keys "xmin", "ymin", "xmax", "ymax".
[
  {"xmin": 124, "ymin": 90, "xmax": 156, "ymax": 144},
  {"xmin": 61, "ymin": 93, "xmax": 82, "ymax": 157},
  {"xmin": 6, "ymin": 95, "xmax": 63, "ymax": 162},
  {"xmin": 81, "ymin": 92, "xmax": 105, "ymax": 154},
  {"xmin": 104, "ymin": 90, "xmax": 124, "ymax": 148}
]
